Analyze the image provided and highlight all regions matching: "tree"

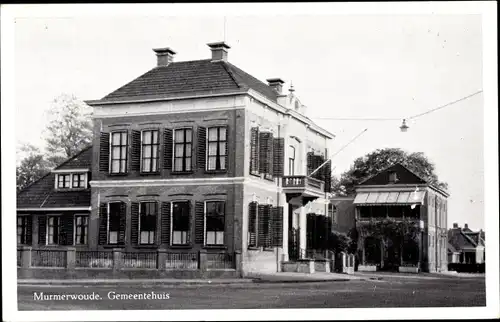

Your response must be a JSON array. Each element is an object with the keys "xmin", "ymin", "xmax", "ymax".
[
  {"xmin": 332, "ymin": 148, "xmax": 448, "ymax": 196},
  {"xmin": 43, "ymin": 94, "xmax": 93, "ymax": 167},
  {"xmin": 16, "ymin": 144, "xmax": 50, "ymax": 191}
]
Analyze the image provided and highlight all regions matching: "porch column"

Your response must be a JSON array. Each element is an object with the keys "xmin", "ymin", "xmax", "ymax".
[
  {"xmin": 361, "ymin": 237, "xmax": 366, "ymax": 265},
  {"xmin": 299, "ymin": 206, "xmax": 307, "ymax": 254},
  {"xmin": 281, "ymin": 196, "xmax": 289, "ymax": 262}
]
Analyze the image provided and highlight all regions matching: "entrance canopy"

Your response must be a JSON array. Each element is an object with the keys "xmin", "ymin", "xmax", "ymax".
[{"xmin": 353, "ymin": 191, "xmax": 426, "ymax": 206}]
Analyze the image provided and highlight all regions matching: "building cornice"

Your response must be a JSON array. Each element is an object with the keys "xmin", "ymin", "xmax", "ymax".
[{"xmin": 17, "ymin": 207, "xmax": 91, "ymax": 212}]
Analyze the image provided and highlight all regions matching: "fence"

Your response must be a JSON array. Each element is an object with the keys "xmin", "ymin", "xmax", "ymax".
[
  {"xmin": 76, "ymin": 251, "xmax": 114, "ymax": 268},
  {"xmin": 165, "ymin": 252, "xmax": 199, "ymax": 270},
  {"xmin": 206, "ymin": 252, "xmax": 235, "ymax": 269},
  {"xmin": 121, "ymin": 252, "xmax": 157, "ymax": 269},
  {"xmin": 18, "ymin": 247, "xmax": 238, "ymax": 273},
  {"xmin": 31, "ymin": 249, "xmax": 67, "ymax": 268},
  {"xmin": 448, "ymin": 263, "xmax": 485, "ymax": 273}
]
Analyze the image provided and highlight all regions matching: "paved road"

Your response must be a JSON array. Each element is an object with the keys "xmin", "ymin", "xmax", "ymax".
[{"xmin": 18, "ymin": 275, "xmax": 485, "ymax": 310}]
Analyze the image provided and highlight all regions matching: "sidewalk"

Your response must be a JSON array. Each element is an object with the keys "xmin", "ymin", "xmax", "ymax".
[
  {"xmin": 17, "ymin": 278, "xmax": 254, "ymax": 286},
  {"xmin": 353, "ymin": 271, "xmax": 485, "ymax": 280},
  {"xmin": 249, "ymin": 272, "xmax": 365, "ymax": 283},
  {"xmin": 18, "ymin": 272, "xmax": 365, "ymax": 286}
]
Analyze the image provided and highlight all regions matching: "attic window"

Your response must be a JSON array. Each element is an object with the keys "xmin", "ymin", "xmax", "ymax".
[
  {"xmin": 55, "ymin": 172, "xmax": 88, "ymax": 190},
  {"xmin": 388, "ymin": 171, "xmax": 399, "ymax": 183}
]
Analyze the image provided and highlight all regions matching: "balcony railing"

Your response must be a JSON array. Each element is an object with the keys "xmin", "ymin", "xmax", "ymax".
[{"xmin": 282, "ymin": 175, "xmax": 324, "ymax": 191}]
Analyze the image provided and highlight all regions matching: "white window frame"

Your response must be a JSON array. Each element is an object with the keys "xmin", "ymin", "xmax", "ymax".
[
  {"xmin": 140, "ymin": 129, "xmax": 160, "ymax": 173},
  {"xmin": 46, "ymin": 214, "xmax": 61, "ymax": 246},
  {"xmin": 107, "ymin": 201, "xmax": 123, "ymax": 245},
  {"xmin": 288, "ymin": 145, "xmax": 296, "ymax": 176},
  {"xmin": 172, "ymin": 127, "xmax": 193, "ymax": 173},
  {"xmin": 109, "ymin": 130, "xmax": 129, "ymax": 174},
  {"xmin": 138, "ymin": 200, "xmax": 158, "ymax": 245},
  {"xmin": 73, "ymin": 213, "xmax": 89, "ymax": 245},
  {"xmin": 71, "ymin": 173, "xmax": 88, "ymax": 189},
  {"xmin": 204, "ymin": 200, "xmax": 226, "ymax": 246},
  {"xmin": 170, "ymin": 200, "xmax": 191, "ymax": 246},
  {"xmin": 205, "ymin": 126, "xmax": 227, "ymax": 171},
  {"xmin": 55, "ymin": 173, "xmax": 71, "ymax": 189}
]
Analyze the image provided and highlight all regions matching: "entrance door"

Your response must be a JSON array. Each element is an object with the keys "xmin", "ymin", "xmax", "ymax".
[{"xmin": 383, "ymin": 240, "xmax": 400, "ymax": 271}]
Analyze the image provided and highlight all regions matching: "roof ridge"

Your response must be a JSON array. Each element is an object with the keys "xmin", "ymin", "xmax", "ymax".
[
  {"xmin": 54, "ymin": 145, "xmax": 92, "ymax": 170},
  {"xmin": 224, "ymin": 61, "xmax": 274, "ymax": 91},
  {"xmin": 358, "ymin": 162, "xmax": 427, "ymax": 185}
]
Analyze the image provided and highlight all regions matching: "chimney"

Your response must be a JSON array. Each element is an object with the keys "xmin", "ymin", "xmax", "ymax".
[
  {"xmin": 153, "ymin": 47, "xmax": 176, "ymax": 67},
  {"xmin": 207, "ymin": 42, "xmax": 230, "ymax": 62},
  {"xmin": 267, "ymin": 78, "xmax": 285, "ymax": 94},
  {"xmin": 453, "ymin": 223, "xmax": 458, "ymax": 228},
  {"xmin": 464, "ymin": 223, "xmax": 468, "ymax": 229}
]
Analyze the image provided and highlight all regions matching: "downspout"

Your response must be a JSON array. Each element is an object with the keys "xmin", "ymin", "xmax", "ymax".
[{"xmin": 276, "ymin": 122, "xmax": 281, "ymax": 272}]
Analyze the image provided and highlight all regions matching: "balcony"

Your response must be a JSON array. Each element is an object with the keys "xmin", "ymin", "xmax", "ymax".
[{"xmin": 282, "ymin": 175, "xmax": 325, "ymax": 205}]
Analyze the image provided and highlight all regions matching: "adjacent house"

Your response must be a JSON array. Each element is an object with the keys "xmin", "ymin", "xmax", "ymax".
[
  {"xmin": 448, "ymin": 223, "xmax": 485, "ymax": 264},
  {"xmin": 17, "ymin": 147, "xmax": 92, "ymax": 248},
  {"xmin": 17, "ymin": 42, "xmax": 334, "ymax": 277},
  {"xmin": 353, "ymin": 164, "xmax": 449, "ymax": 273}
]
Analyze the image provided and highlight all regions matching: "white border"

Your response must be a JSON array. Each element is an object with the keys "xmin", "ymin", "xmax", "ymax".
[{"xmin": 2, "ymin": 2, "xmax": 498, "ymax": 321}]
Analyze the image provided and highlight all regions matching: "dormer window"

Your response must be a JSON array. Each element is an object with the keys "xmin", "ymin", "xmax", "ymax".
[{"xmin": 55, "ymin": 172, "xmax": 88, "ymax": 190}]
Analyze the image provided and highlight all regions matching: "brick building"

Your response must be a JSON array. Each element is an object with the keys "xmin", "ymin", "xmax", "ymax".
[{"xmin": 17, "ymin": 42, "xmax": 334, "ymax": 276}]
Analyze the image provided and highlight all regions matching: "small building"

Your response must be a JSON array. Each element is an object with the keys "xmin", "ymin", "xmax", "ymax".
[
  {"xmin": 448, "ymin": 223, "xmax": 485, "ymax": 264},
  {"xmin": 353, "ymin": 163, "xmax": 449, "ymax": 273}
]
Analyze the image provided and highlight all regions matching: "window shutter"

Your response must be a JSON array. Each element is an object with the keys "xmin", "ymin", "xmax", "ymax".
[
  {"xmin": 186, "ymin": 201, "xmax": 193, "ymax": 244},
  {"xmin": 257, "ymin": 204, "xmax": 267, "ymax": 247},
  {"xmin": 273, "ymin": 138, "xmax": 284, "ymax": 177},
  {"xmin": 222, "ymin": 126, "xmax": 228, "ymax": 171},
  {"xmin": 306, "ymin": 152, "xmax": 314, "ymax": 176},
  {"xmin": 265, "ymin": 205, "xmax": 272, "ymax": 247},
  {"xmin": 197, "ymin": 127, "xmax": 207, "ymax": 171},
  {"xmin": 163, "ymin": 129, "xmax": 173, "ymax": 170},
  {"xmin": 271, "ymin": 206, "xmax": 284, "ymax": 247},
  {"xmin": 131, "ymin": 202, "xmax": 139, "ymax": 245},
  {"xmin": 99, "ymin": 132, "xmax": 110, "ymax": 173},
  {"xmin": 259, "ymin": 132, "xmax": 267, "ymax": 174},
  {"xmin": 130, "ymin": 130, "xmax": 141, "ymax": 171},
  {"xmin": 250, "ymin": 127, "xmax": 260, "ymax": 175},
  {"xmin": 324, "ymin": 156, "xmax": 332, "ymax": 193},
  {"xmin": 60, "ymin": 213, "xmax": 74, "ymax": 246},
  {"xmin": 38, "ymin": 216, "xmax": 46, "ymax": 245},
  {"xmin": 161, "ymin": 202, "xmax": 171, "ymax": 245},
  {"xmin": 26, "ymin": 216, "xmax": 33, "ymax": 245},
  {"xmin": 98, "ymin": 203, "xmax": 108, "ymax": 245},
  {"xmin": 267, "ymin": 133, "xmax": 274, "ymax": 178},
  {"xmin": 248, "ymin": 202, "xmax": 258, "ymax": 247},
  {"xmin": 118, "ymin": 202, "xmax": 127, "ymax": 245},
  {"xmin": 194, "ymin": 201, "xmax": 205, "ymax": 244}
]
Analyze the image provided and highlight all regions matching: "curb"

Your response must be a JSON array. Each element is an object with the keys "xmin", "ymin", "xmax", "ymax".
[
  {"xmin": 17, "ymin": 279, "xmax": 255, "ymax": 286},
  {"xmin": 250, "ymin": 277, "xmax": 364, "ymax": 284}
]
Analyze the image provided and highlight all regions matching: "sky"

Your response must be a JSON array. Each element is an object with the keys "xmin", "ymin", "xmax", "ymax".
[{"xmin": 13, "ymin": 12, "xmax": 485, "ymax": 230}]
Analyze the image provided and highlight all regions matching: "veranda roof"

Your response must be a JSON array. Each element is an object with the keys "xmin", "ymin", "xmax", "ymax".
[{"xmin": 353, "ymin": 191, "xmax": 426, "ymax": 206}]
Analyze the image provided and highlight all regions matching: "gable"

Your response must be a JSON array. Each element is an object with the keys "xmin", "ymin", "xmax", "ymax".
[
  {"xmin": 448, "ymin": 228, "xmax": 477, "ymax": 250},
  {"xmin": 360, "ymin": 163, "xmax": 427, "ymax": 186}
]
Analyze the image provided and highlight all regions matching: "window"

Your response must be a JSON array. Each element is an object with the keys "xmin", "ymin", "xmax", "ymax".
[
  {"xmin": 110, "ymin": 131, "xmax": 128, "ymax": 174},
  {"xmin": 288, "ymin": 145, "xmax": 295, "ymax": 175},
  {"xmin": 140, "ymin": 202, "xmax": 157, "ymax": 244},
  {"xmin": 388, "ymin": 171, "xmax": 399, "ymax": 183},
  {"xmin": 17, "ymin": 216, "xmax": 29, "ymax": 244},
  {"xmin": 47, "ymin": 216, "xmax": 60, "ymax": 245},
  {"xmin": 141, "ymin": 130, "xmax": 159, "ymax": 173},
  {"xmin": 57, "ymin": 174, "xmax": 70, "ymax": 188},
  {"xmin": 207, "ymin": 127, "xmax": 227, "ymax": 171},
  {"xmin": 108, "ymin": 203, "xmax": 123, "ymax": 244},
  {"xmin": 173, "ymin": 128, "xmax": 192, "ymax": 172},
  {"xmin": 74, "ymin": 215, "xmax": 89, "ymax": 245},
  {"xmin": 72, "ymin": 174, "xmax": 86, "ymax": 188},
  {"xmin": 205, "ymin": 201, "xmax": 225, "ymax": 245},
  {"xmin": 172, "ymin": 201, "xmax": 190, "ymax": 245}
]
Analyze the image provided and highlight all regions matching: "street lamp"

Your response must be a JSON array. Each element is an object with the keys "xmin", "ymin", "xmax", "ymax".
[{"xmin": 400, "ymin": 119, "xmax": 409, "ymax": 132}]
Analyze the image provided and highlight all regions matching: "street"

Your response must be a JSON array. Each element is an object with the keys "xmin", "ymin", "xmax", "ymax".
[{"xmin": 17, "ymin": 275, "xmax": 485, "ymax": 310}]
